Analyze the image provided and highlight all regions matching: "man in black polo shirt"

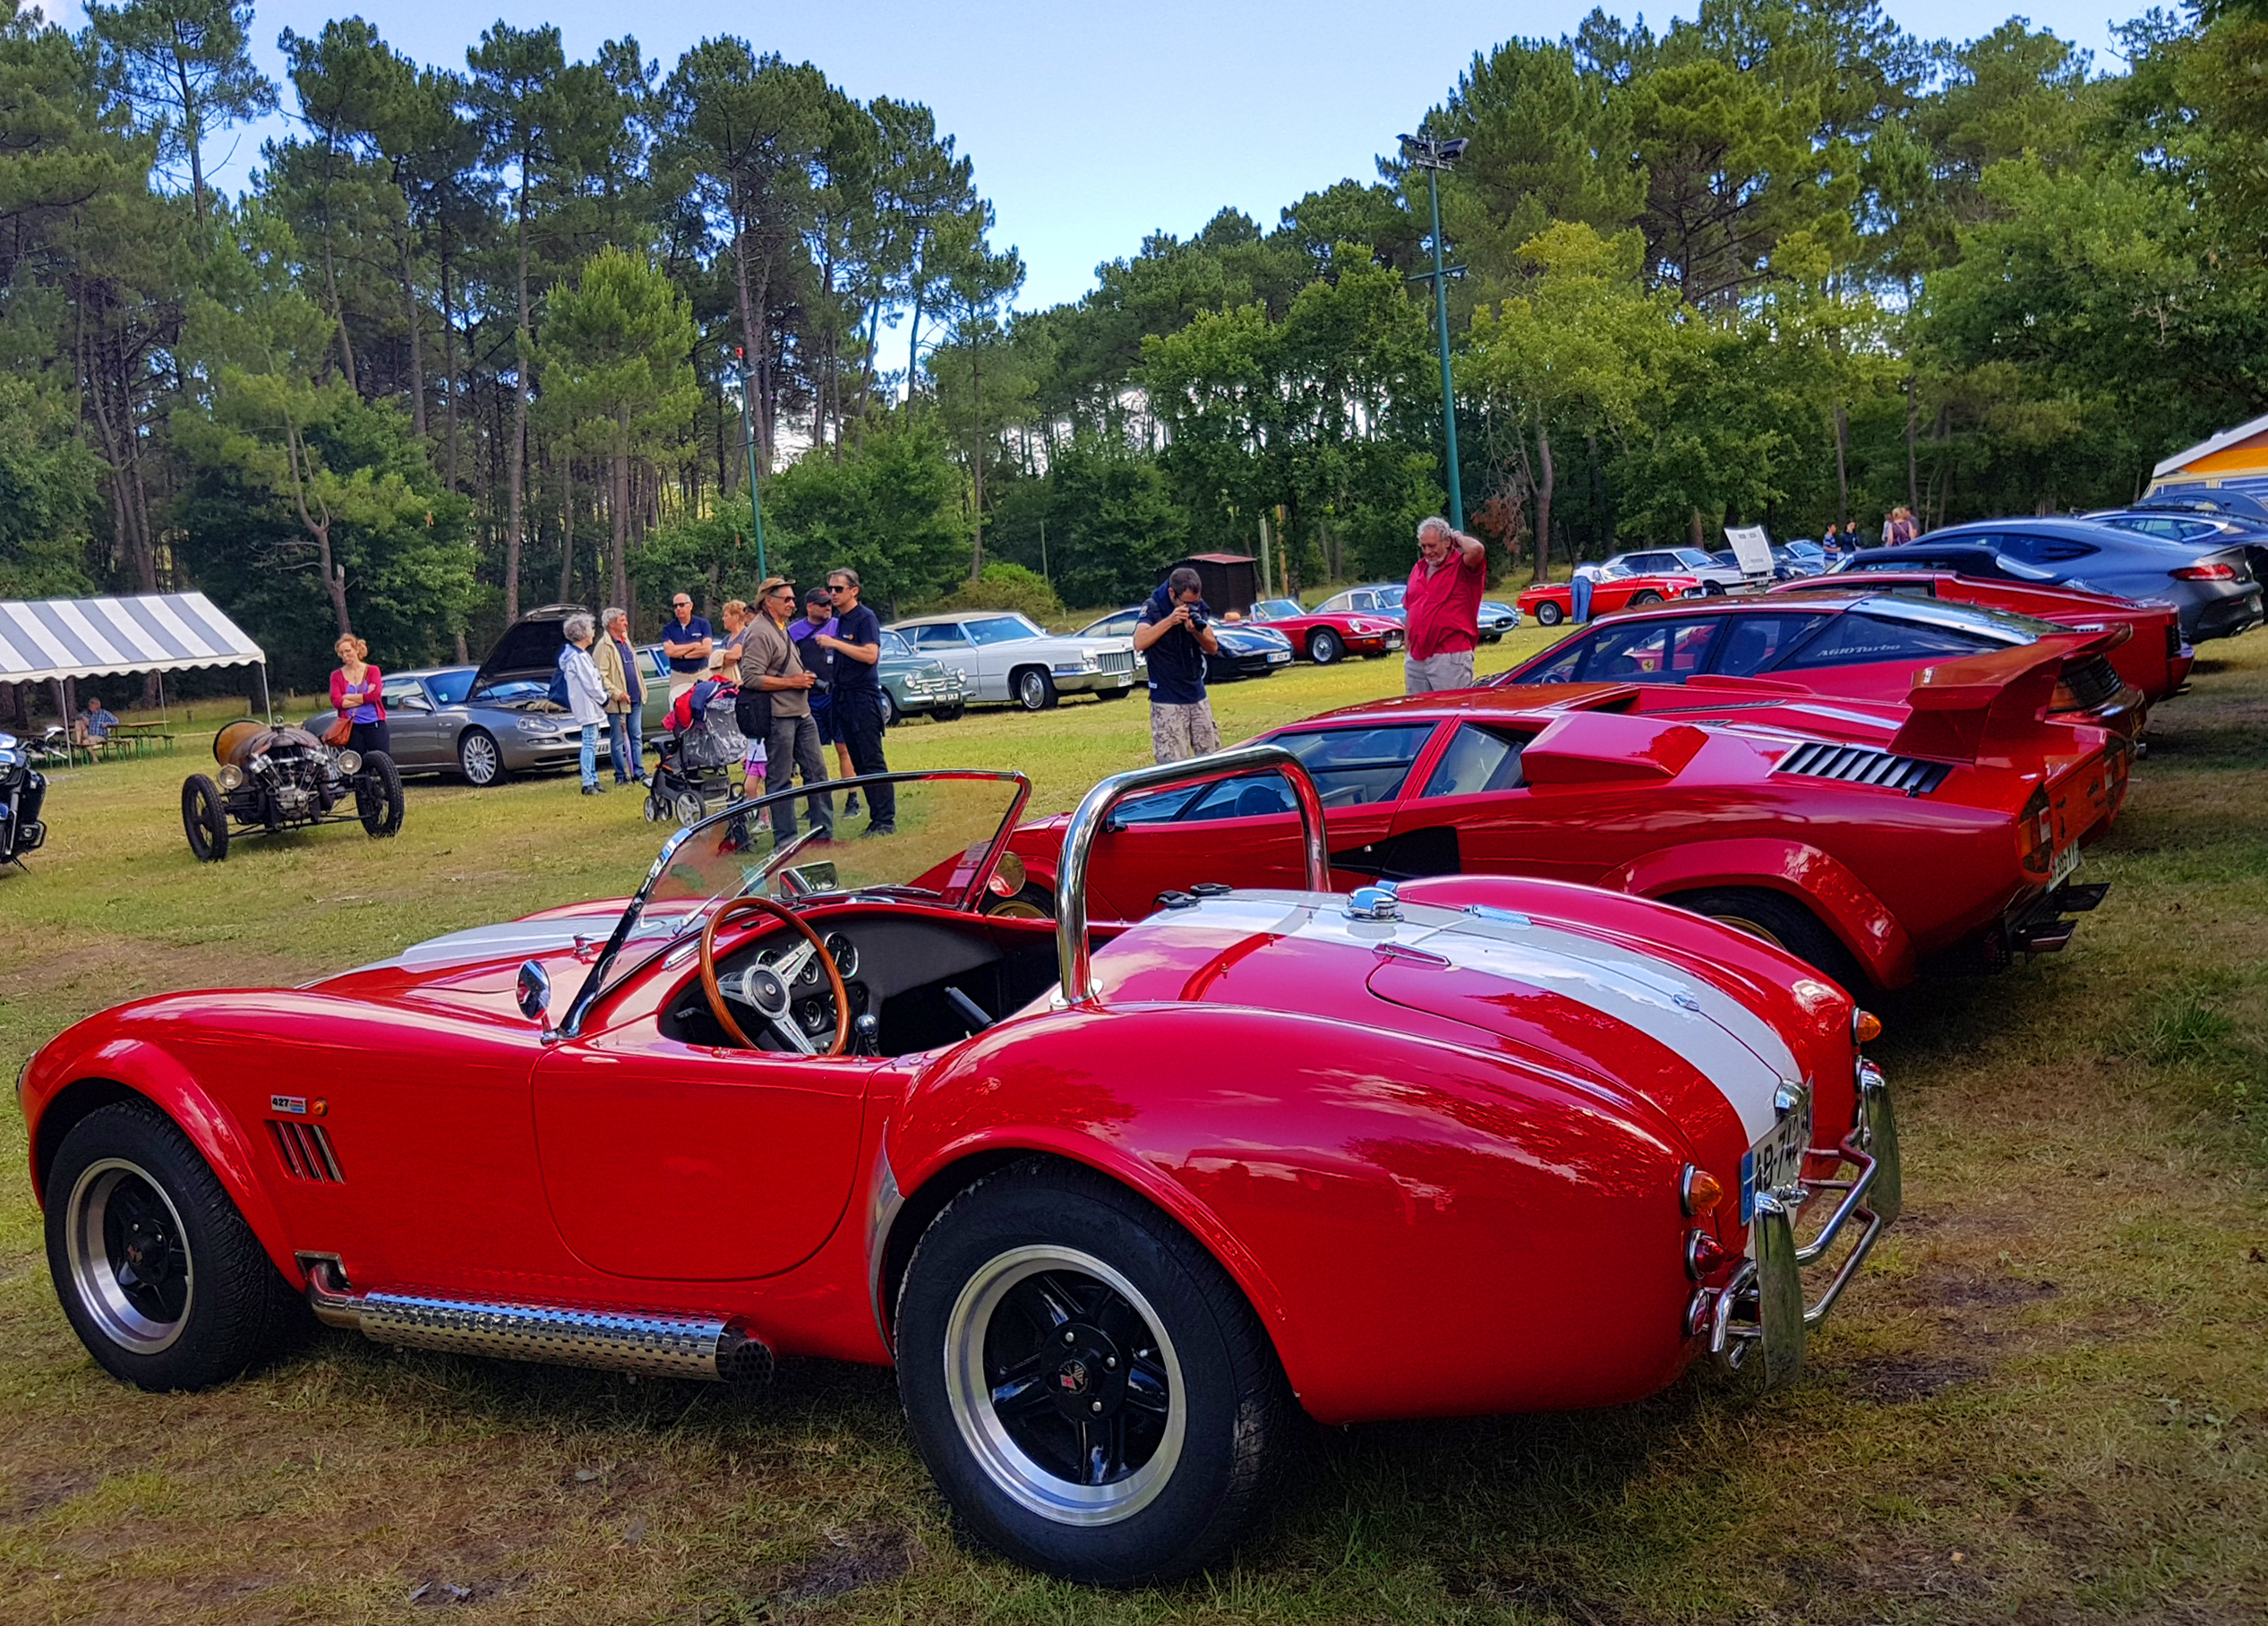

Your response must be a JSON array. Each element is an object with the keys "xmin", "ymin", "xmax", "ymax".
[
  {"xmin": 1134, "ymin": 567, "xmax": 1220, "ymax": 763},
  {"xmin": 661, "ymin": 591, "xmax": 712, "ymax": 701},
  {"xmin": 813, "ymin": 567, "xmax": 894, "ymax": 835}
]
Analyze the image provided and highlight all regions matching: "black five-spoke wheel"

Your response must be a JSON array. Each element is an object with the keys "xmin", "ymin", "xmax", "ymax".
[{"xmin": 896, "ymin": 1159, "xmax": 1292, "ymax": 1586}]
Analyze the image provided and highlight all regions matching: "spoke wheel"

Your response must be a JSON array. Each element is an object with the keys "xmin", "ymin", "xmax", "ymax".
[
  {"xmin": 946, "ymin": 1246, "xmax": 1185, "ymax": 1524},
  {"xmin": 181, "ymin": 774, "xmax": 229, "ymax": 862},
  {"xmin": 897, "ymin": 1160, "xmax": 1293, "ymax": 1586},
  {"xmin": 66, "ymin": 1160, "xmax": 193, "ymax": 1354},
  {"xmin": 45, "ymin": 1100, "xmax": 301, "ymax": 1391},
  {"xmin": 458, "ymin": 728, "xmax": 503, "ymax": 785},
  {"xmin": 355, "ymin": 752, "xmax": 405, "ymax": 837}
]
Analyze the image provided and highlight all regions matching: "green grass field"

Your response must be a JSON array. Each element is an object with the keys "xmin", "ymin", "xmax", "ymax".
[{"xmin": 3, "ymin": 629, "xmax": 2264, "ymax": 1623}]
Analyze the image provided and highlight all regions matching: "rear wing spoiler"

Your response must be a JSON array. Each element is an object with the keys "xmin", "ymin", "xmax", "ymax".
[{"xmin": 1890, "ymin": 635, "xmax": 2104, "ymax": 761}]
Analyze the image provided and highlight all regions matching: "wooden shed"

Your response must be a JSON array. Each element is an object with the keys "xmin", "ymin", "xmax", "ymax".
[
  {"xmin": 1167, "ymin": 552, "xmax": 1260, "ymax": 615},
  {"xmin": 2150, "ymin": 412, "xmax": 2268, "ymax": 507}
]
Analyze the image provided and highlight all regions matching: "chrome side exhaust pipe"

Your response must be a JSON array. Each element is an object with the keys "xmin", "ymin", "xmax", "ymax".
[{"xmin": 300, "ymin": 1255, "xmax": 772, "ymax": 1385}]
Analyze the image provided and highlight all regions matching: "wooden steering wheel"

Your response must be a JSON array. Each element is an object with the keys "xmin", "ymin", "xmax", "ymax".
[{"xmin": 699, "ymin": 895, "xmax": 852, "ymax": 1055}]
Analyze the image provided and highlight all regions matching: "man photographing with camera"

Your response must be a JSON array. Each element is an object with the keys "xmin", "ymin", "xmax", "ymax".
[{"xmin": 1134, "ymin": 566, "xmax": 1220, "ymax": 763}]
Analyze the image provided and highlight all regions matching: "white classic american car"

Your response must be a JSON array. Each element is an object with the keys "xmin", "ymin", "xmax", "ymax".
[{"xmin": 885, "ymin": 612, "xmax": 1138, "ymax": 711}]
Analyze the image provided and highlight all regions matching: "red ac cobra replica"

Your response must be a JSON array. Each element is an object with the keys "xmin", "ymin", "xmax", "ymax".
[
  {"xmin": 983, "ymin": 643, "xmax": 2122, "ymax": 992},
  {"xmin": 21, "ymin": 760, "xmax": 1895, "ymax": 1586}
]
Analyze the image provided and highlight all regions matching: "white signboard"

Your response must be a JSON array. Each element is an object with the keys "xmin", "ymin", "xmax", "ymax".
[{"xmin": 1724, "ymin": 525, "xmax": 1775, "ymax": 578}]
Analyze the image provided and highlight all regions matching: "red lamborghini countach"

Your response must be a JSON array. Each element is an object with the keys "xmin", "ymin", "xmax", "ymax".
[
  {"xmin": 984, "ymin": 643, "xmax": 2122, "ymax": 992},
  {"xmin": 21, "ymin": 761, "xmax": 1895, "ymax": 1586}
]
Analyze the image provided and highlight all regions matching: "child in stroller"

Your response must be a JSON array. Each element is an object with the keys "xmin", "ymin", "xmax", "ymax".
[{"xmin": 646, "ymin": 676, "xmax": 753, "ymax": 826}]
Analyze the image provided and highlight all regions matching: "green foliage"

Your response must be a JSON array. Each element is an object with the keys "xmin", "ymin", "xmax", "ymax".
[
  {"xmin": 920, "ymin": 560, "xmax": 1062, "ymax": 620},
  {"xmin": 0, "ymin": 374, "xmax": 102, "ymax": 597},
  {"xmin": 763, "ymin": 417, "xmax": 966, "ymax": 611}
]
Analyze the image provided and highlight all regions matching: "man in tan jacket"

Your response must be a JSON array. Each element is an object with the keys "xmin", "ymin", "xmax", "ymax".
[{"xmin": 594, "ymin": 605, "xmax": 646, "ymax": 785}]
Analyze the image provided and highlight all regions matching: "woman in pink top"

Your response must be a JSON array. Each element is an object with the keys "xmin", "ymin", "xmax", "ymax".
[{"xmin": 330, "ymin": 635, "xmax": 389, "ymax": 757}]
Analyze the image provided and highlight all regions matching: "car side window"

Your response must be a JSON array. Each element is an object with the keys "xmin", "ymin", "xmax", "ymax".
[
  {"xmin": 2000, "ymin": 531, "xmax": 2100, "ymax": 563},
  {"xmin": 913, "ymin": 625, "xmax": 969, "ymax": 647},
  {"xmin": 1778, "ymin": 612, "xmax": 1996, "ymax": 668},
  {"xmin": 1715, "ymin": 613, "xmax": 1831, "ymax": 675},
  {"xmin": 1572, "ymin": 618, "xmax": 1723, "ymax": 683},
  {"xmin": 1270, "ymin": 724, "xmax": 1435, "ymax": 807},
  {"xmin": 1419, "ymin": 725, "xmax": 1531, "ymax": 798},
  {"xmin": 878, "ymin": 629, "xmax": 913, "ymax": 658},
  {"xmin": 1519, "ymin": 634, "xmax": 1593, "ymax": 684},
  {"xmin": 381, "ymin": 681, "xmax": 432, "ymax": 713}
]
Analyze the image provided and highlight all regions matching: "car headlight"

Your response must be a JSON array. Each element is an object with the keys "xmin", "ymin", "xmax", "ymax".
[
  {"xmin": 335, "ymin": 749, "xmax": 363, "ymax": 774},
  {"xmin": 217, "ymin": 764, "xmax": 244, "ymax": 791},
  {"xmin": 516, "ymin": 716, "xmax": 554, "ymax": 733}
]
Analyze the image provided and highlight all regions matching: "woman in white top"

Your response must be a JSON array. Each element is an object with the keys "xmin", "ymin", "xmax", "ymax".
[{"xmin": 559, "ymin": 612, "xmax": 612, "ymax": 795}]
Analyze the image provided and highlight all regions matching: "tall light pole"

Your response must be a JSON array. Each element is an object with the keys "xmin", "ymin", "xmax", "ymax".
[
  {"xmin": 733, "ymin": 346, "xmax": 768, "ymax": 580},
  {"xmin": 1399, "ymin": 133, "xmax": 1468, "ymax": 530}
]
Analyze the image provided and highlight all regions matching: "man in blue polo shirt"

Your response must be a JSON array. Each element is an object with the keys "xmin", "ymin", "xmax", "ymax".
[
  {"xmin": 662, "ymin": 591, "xmax": 713, "ymax": 701},
  {"xmin": 1134, "ymin": 567, "xmax": 1220, "ymax": 763}
]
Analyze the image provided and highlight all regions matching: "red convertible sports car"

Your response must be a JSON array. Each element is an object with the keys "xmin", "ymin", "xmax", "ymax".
[
  {"xmin": 1517, "ymin": 572, "xmax": 1706, "ymax": 625},
  {"xmin": 21, "ymin": 759, "xmax": 1896, "ymax": 1586},
  {"xmin": 1242, "ymin": 596, "xmax": 1406, "ymax": 664},
  {"xmin": 983, "ymin": 643, "xmax": 2122, "ymax": 992},
  {"xmin": 1494, "ymin": 592, "xmax": 2149, "ymax": 743},
  {"xmin": 1770, "ymin": 571, "xmax": 2193, "ymax": 705}
]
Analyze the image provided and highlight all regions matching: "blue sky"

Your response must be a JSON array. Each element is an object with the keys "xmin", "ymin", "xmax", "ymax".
[{"xmin": 44, "ymin": 0, "xmax": 2134, "ymax": 323}]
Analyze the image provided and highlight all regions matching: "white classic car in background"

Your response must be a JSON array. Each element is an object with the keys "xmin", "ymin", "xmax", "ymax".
[{"xmin": 885, "ymin": 612, "xmax": 1138, "ymax": 711}]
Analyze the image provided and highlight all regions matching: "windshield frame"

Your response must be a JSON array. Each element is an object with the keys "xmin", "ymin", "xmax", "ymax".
[{"xmin": 560, "ymin": 767, "xmax": 1031, "ymax": 1039}]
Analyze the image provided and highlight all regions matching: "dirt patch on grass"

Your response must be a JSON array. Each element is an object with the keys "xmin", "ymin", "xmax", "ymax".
[{"xmin": 1846, "ymin": 1354, "xmax": 1989, "ymax": 1403}]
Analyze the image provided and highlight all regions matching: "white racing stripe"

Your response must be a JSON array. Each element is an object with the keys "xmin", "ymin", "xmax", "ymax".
[{"xmin": 1104, "ymin": 893, "xmax": 1793, "ymax": 1141}]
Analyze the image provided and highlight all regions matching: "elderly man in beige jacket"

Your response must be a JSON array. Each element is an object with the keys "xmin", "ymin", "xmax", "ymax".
[{"xmin": 592, "ymin": 605, "xmax": 646, "ymax": 785}]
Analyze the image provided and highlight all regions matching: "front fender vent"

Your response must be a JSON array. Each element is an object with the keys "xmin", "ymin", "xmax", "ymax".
[
  {"xmin": 1776, "ymin": 741, "xmax": 1950, "ymax": 795},
  {"xmin": 269, "ymin": 1118, "xmax": 345, "ymax": 1182}
]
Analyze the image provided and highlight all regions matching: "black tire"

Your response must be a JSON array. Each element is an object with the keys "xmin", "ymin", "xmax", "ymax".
[
  {"xmin": 1667, "ymin": 887, "xmax": 1865, "ymax": 991},
  {"xmin": 1091, "ymin": 683, "xmax": 1132, "ymax": 701},
  {"xmin": 1535, "ymin": 601, "xmax": 1565, "ymax": 627},
  {"xmin": 355, "ymin": 752, "xmax": 405, "ymax": 838},
  {"xmin": 1014, "ymin": 668, "xmax": 1058, "ymax": 712},
  {"xmin": 895, "ymin": 1159, "xmax": 1294, "ymax": 1587},
  {"xmin": 45, "ymin": 1099, "xmax": 301, "ymax": 1391},
  {"xmin": 1629, "ymin": 589, "xmax": 1665, "ymax": 606},
  {"xmin": 880, "ymin": 689, "xmax": 900, "ymax": 728},
  {"xmin": 931, "ymin": 703, "xmax": 966, "ymax": 724},
  {"xmin": 1306, "ymin": 629, "xmax": 1344, "ymax": 664},
  {"xmin": 1703, "ymin": 581, "xmax": 1727, "ymax": 596},
  {"xmin": 457, "ymin": 727, "xmax": 505, "ymax": 786},
  {"xmin": 182, "ymin": 775, "xmax": 229, "ymax": 862}
]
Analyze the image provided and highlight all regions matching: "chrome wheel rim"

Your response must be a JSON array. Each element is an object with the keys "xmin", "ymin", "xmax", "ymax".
[
  {"xmin": 65, "ymin": 1159, "xmax": 193, "ymax": 1355},
  {"xmin": 462, "ymin": 733, "xmax": 499, "ymax": 783},
  {"xmin": 1018, "ymin": 673, "xmax": 1045, "ymax": 709},
  {"xmin": 944, "ymin": 1245, "xmax": 1185, "ymax": 1526}
]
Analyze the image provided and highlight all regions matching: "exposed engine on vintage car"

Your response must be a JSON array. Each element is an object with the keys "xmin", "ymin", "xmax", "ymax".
[
  {"xmin": 0, "ymin": 730, "xmax": 47, "ymax": 869},
  {"xmin": 180, "ymin": 718, "xmax": 404, "ymax": 862}
]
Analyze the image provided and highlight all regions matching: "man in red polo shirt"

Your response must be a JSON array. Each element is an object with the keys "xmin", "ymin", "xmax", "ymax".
[{"xmin": 1402, "ymin": 515, "xmax": 1488, "ymax": 693}]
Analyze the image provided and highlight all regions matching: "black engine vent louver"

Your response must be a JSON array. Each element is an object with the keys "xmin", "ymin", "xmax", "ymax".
[
  {"xmin": 268, "ymin": 1118, "xmax": 345, "ymax": 1183},
  {"xmin": 1776, "ymin": 741, "xmax": 1951, "ymax": 795}
]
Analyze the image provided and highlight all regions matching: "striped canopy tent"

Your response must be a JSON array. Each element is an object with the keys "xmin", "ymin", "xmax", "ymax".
[{"xmin": 0, "ymin": 592, "xmax": 271, "ymax": 721}]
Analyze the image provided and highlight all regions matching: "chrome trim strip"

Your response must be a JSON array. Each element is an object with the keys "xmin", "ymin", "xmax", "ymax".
[
  {"xmin": 1054, "ymin": 744, "xmax": 1329, "ymax": 1006},
  {"xmin": 300, "ymin": 1257, "xmax": 770, "ymax": 1383},
  {"xmin": 865, "ymin": 1123, "xmax": 905, "ymax": 1352}
]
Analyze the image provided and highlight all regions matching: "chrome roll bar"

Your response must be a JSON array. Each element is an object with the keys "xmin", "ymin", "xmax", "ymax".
[{"xmin": 1054, "ymin": 743, "xmax": 1330, "ymax": 1006}]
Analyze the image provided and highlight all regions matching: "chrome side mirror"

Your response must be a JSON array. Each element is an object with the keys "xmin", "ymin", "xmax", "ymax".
[{"xmin": 516, "ymin": 959, "xmax": 552, "ymax": 1025}]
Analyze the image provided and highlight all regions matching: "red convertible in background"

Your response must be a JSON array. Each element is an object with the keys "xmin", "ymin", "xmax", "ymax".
[
  {"xmin": 1517, "ymin": 572, "xmax": 1704, "ymax": 626},
  {"xmin": 22, "ymin": 761, "xmax": 1896, "ymax": 1586},
  {"xmin": 1770, "ymin": 571, "xmax": 2193, "ymax": 704},
  {"xmin": 1493, "ymin": 592, "xmax": 2148, "ymax": 744},
  {"xmin": 985, "ymin": 643, "xmax": 2122, "ymax": 992},
  {"xmin": 1241, "ymin": 596, "xmax": 1406, "ymax": 663}
]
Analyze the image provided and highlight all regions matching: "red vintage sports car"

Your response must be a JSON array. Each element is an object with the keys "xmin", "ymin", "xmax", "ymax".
[
  {"xmin": 1242, "ymin": 596, "xmax": 1406, "ymax": 663},
  {"xmin": 1517, "ymin": 572, "xmax": 1706, "ymax": 626},
  {"xmin": 21, "ymin": 760, "xmax": 1895, "ymax": 1587},
  {"xmin": 982, "ymin": 644, "xmax": 2121, "ymax": 992},
  {"xmin": 1494, "ymin": 592, "xmax": 2148, "ymax": 743},
  {"xmin": 1770, "ymin": 571, "xmax": 2193, "ymax": 704}
]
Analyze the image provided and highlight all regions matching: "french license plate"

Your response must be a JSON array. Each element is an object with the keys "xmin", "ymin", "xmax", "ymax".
[
  {"xmin": 1267, "ymin": 651, "xmax": 1289, "ymax": 663},
  {"xmin": 1385, "ymin": 632, "xmax": 1405, "ymax": 648},
  {"xmin": 1740, "ymin": 1086, "xmax": 1812, "ymax": 1225},
  {"xmin": 2051, "ymin": 843, "xmax": 2081, "ymax": 887}
]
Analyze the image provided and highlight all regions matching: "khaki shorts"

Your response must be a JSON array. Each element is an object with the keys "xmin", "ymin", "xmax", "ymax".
[
  {"xmin": 1150, "ymin": 700, "xmax": 1220, "ymax": 764},
  {"xmin": 1404, "ymin": 649, "xmax": 1476, "ymax": 694}
]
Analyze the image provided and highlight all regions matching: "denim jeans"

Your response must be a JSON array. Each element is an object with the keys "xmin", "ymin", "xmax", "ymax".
[
  {"xmin": 578, "ymin": 722, "xmax": 600, "ymax": 788},
  {"xmin": 608, "ymin": 707, "xmax": 643, "ymax": 781}
]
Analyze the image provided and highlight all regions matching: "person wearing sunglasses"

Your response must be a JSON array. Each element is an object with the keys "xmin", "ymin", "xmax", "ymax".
[
  {"xmin": 661, "ymin": 592, "xmax": 713, "ymax": 702},
  {"xmin": 809, "ymin": 568, "xmax": 892, "ymax": 836},
  {"xmin": 741, "ymin": 576, "xmax": 834, "ymax": 844}
]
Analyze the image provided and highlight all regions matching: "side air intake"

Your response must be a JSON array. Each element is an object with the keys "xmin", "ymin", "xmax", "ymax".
[
  {"xmin": 1776, "ymin": 741, "xmax": 1950, "ymax": 795},
  {"xmin": 269, "ymin": 1119, "xmax": 345, "ymax": 1182}
]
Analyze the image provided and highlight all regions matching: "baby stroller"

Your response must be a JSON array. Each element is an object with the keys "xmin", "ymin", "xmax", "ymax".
[{"xmin": 646, "ymin": 678, "xmax": 749, "ymax": 826}]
